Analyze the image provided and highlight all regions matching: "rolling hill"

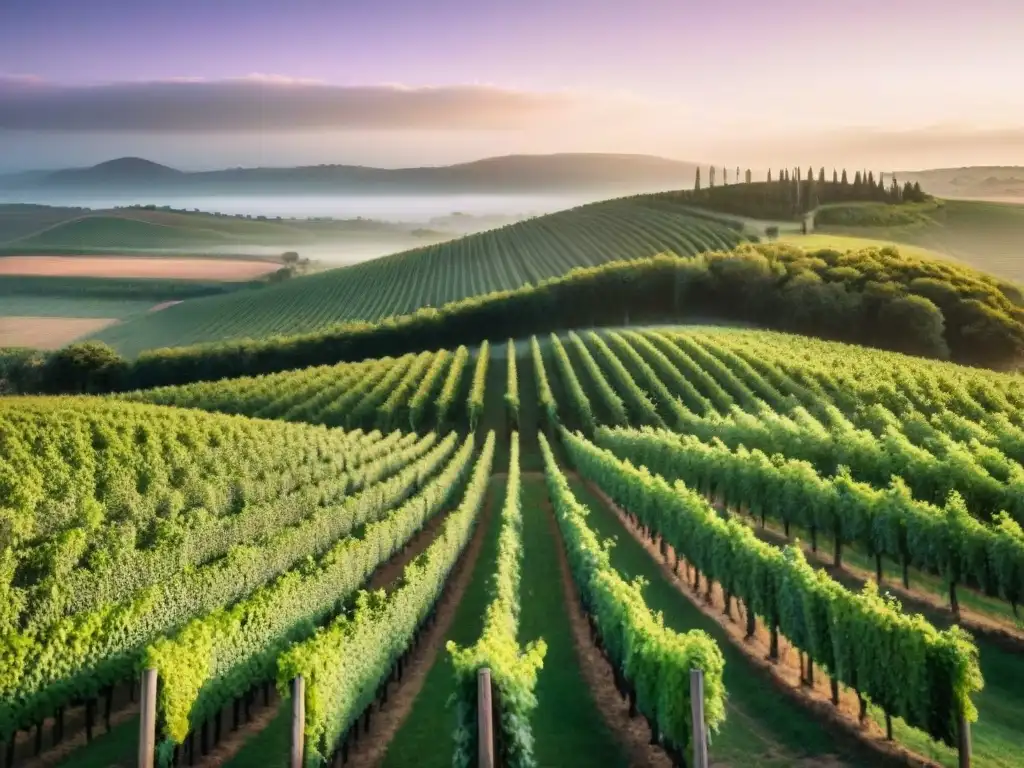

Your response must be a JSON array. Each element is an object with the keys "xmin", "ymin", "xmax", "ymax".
[
  {"xmin": 900, "ymin": 166, "xmax": 1024, "ymax": 200},
  {"xmin": 0, "ymin": 153, "xmax": 701, "ymax": 196},
  {"xmin": 87, "ymin": 196, "xmax": 744, "ymax": 356},
  {"xmin": 812, "ymin": 198, "xmax": 1024, "ymax": 282},
  {"xmin": 0, "ymin": 204, "xmax": 454, "ymax": 254}
]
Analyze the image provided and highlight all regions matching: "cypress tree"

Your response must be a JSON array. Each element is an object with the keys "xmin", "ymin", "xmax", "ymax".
[
  {"xmin": 854, "ymin": 171, "xmax": 862, "ymax": 189},
  {"xmin": 912, "ymin": 181, "xmax": 924, "ymax": 201},
  {"xmin": 709, "ymin": 166, "xmax": 716, "ymax": 187},
  {"xmin": 767, "ymin": 169, "xmax": 772, "ymax": 183},
  {"xmin": 818, "ymin": 167, "xmax": 826, "ymax": 184},
  {"xmin": 903, "ymin": 180, "xmax": 914, "ymax": 200},
  {"xmin": 694, "ymin": 167, "xmax": 701, "ymax": 191},
  {"xmin": 833, "ymin": 169, "xmax": 838, "ymax": 184},
  {"xmin": 841, "ymin": 169, "xmax": 848, "ymax": 185}
]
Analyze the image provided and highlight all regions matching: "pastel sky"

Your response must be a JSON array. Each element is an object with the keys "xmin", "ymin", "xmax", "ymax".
[{"xmin": 1, "ymin": 0, "xmax": 1022, "ymax": 171}]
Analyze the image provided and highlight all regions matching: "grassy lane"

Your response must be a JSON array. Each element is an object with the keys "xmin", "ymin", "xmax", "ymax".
[
  {"xmin": 519, "ymin": 476, "xmax": 627, "ymax": 767},
  {"xmin": 567, "ymin": 477, "xmax": 877, "ymax": 768},
  {"xmin": 223, "ymin": 705, "xmax": 290, "ymax": 767},
  {"xmin": 379, "ymin": 479, "xmax": 504, "ymax": 768},
  {"xmin": 54, "ymin": 715, "xmax": 138, "ymax": 768}
]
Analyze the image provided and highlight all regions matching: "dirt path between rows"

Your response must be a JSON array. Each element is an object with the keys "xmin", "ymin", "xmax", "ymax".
[
  {"xmin": 582, "ymin": 477, "xmax": 936, "ymax": 768},
  {"xmin": 342, "ymin": 490, "xmax": 495, "ymax": 768},
  {"xmin": 194, "ymin": 503, "xmax": 470, "ymax": 768},
  {"xmin": 532, "ymin": 471, "xmax": 673, "ymax": 768}
]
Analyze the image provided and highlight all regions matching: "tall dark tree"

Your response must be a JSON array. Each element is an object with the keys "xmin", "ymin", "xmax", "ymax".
[
  {"xmin": 854, "ymin": 171, "xmax": 862, "ymax": 190},
  {"xmin": 841, "ymin": 169, "xmax": 849, "ymax": 185},
  {"xmin": 745, "ymin": 168, "xmax": 753, "ymax": 183},
  {"xmin": 709, "ymin": 166, "xmax": 716, "ymax": 187},
  {"xmin": 694, "ymin": 167, "xmax": 701, "ymax": 191},
  {"xmin": 833, "ymin": 169, "xmax": 839, "ymax": 184},
  {"xmin": 736, "ymin": 166, "xmax": 741, "ymax": 184},
  {"xmin": 903, "ymin": 180, "xmax": 915, "ymax": 201},
  {"xmin": 912, "ymin": 181, "xmax": 924, "ymax": 201},
  {"xmin": 818, "ymin": 167, "xmax": 826, "ymax": 184},
  {"xmin": 767, "ymin": 169, "xmax": 772, "ymax": 183},
  {"xmin": 724, "ymin": 167, "xmax": 729, "ymax": 185}
]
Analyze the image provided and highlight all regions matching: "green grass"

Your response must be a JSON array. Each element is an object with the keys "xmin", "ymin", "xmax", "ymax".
[
  {"xmin": 777, "ymin": 233, "xmax": 951, "ymax": 263},
  {"xmin": 380, "ymin": 479, "xmax": 504, "ymax": 768},
  {"xmin": 86, "ymin": 197, "xmax": 744, "ymax": 356},
  {"xmin": 519, "ymin": 476, "xmax": 627, "ymax": 767},
  {"xmin": 567, "ymin": 478, "xmax": 877, "ymax": 767},
  {"xmin": 54, "ymin": 714, "xmax": 138, "ymax": 768},
  {"xmin": 223, "ymin": 700, "xmax": 291, "ymax": 767}
]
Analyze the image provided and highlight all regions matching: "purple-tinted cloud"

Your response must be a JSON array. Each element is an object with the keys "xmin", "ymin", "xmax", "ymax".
[{"xmin": 0, "ymin": 77, "xmax": 574, "ymax": 132}]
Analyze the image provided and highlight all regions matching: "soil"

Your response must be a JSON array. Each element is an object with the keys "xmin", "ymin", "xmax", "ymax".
[
  {"xmin": 534, "ymin": 472, "xmax": 673, "ymax": 768},
  {"xmin": 0, "ymin": 316, "xmax": 119, "ymax": 349},
  {"xmin": 582, "ymin": 477, "xmax": 942, "ymax": 768},
  {"xmin": 0, "ymin": 256, "xmax": 279, "ymax": 281}
]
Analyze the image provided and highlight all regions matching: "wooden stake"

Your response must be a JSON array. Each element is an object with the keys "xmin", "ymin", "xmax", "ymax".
[
  {"xmin": 291, "ymin": 676, "xmax": 305, "ymax": 768},
  {"xmin": 139, "ymin": 668, "xmax": 157, "ymax": 768},
  {"xmin": 477, "ymin": 668, "xmax": 495, "ymax": 768},
  {"xmin": 690, "ymin": 669, "xmax": 709, "ymax": 768},
  {"xmin": 958, "ymin": 711, "xmax": 972, "ymax": 768}
]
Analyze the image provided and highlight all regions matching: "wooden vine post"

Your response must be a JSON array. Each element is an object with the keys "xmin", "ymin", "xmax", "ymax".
[
  {"xmin": 138, "ymin": 668, "xmax": 157, "ymax": 768},
  {"xmin": 958, "ymin": 711, "xmax": 971, "ymax": 768},
  {"xmin": 477, "ymin": 668, "xmax": 495, "ymax": 768},
  {"xmin": 690, "ymin": 669, "xmax": 709, "ymax": 768},
  {"xmin": 291, "ymin": 676, "xmax": 305, "ymax": 768}
]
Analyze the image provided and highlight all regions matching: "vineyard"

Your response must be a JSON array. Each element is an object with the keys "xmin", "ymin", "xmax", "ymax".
[
  {"xmin": 2, "ymin": 323, "xmax": 1024, "ymax": 768},
  {"xmin": 87, "ymin": 197, "xmax": 744, "ymax": 356}
]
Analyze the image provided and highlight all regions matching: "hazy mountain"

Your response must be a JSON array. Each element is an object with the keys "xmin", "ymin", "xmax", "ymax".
[
  {"xmin": 898, "ymin": 166, "xmax": 1024, "ymax": 199},
  {"xmin": 0, "ymin": 153, "xmax": 701, "ymax": 196}
]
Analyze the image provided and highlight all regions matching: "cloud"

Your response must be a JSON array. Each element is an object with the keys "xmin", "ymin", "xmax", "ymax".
[{"xmin": 0, "ymin": 77, "xmax": 575, "ymax": 132}]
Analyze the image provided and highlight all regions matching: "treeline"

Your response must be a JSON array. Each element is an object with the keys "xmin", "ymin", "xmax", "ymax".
[
  {"xmin": 5, "ymin": 242, "xmax": 1023, "ymax": 395},
  {"xmin": 652, "ymin": 166, "xmax": 928, "ymax": 221}
]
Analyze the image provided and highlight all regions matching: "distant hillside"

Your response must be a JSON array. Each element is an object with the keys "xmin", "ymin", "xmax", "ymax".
[
  {"xmin": 899, "ymin": 166, "xmax": 1024, "ymax": 200},
  {"xmin": 0, "ymin": 153, "xmax": 700, "ymax": 196},
  {"xmin": 89, "ymin": 194, "xmax": 744, "ymax": 356},
  {"xmin": 45, "ymin": 157, "xmax": 184, "ymax": 186},
  {"xmin": 812, "ymin": 198, "xmax": 1024, "ymax": 283},
  {"xmin": 0, "ymin": 204, "xmax": 455, "ymax": 254}
]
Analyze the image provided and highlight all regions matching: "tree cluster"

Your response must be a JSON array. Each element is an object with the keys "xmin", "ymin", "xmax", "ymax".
[{"xmin": 677, "ymin": 166, "xmax": 927, "ymax": 220}]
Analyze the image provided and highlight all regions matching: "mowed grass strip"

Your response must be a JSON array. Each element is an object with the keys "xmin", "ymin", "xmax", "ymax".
[
  {"xmin": 380, "ymin": 479, "xmax": 504, "ymax": 768},
  {"xmin": 519, "ymin": 476, "xmax": 626, "ymax": 767},
  {"xmin": 566, "ymin": 478, "xmax": 876, "ymax": 768}
]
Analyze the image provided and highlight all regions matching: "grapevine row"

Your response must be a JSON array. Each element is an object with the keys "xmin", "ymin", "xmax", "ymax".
[
  {"xmin": 561, "ymin": 427, "xmax": 983, "ymax": 748},
  {"xmin": 539, "ymin": 432, "xmax": 726, "ymax": 760},
  {"xmin": 450, "ymin": 433, "xmax": 545, "ymax": 767},
  {"xmin": 276, "ymin": 432, "xmax": 496, "ymax": 766}
]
